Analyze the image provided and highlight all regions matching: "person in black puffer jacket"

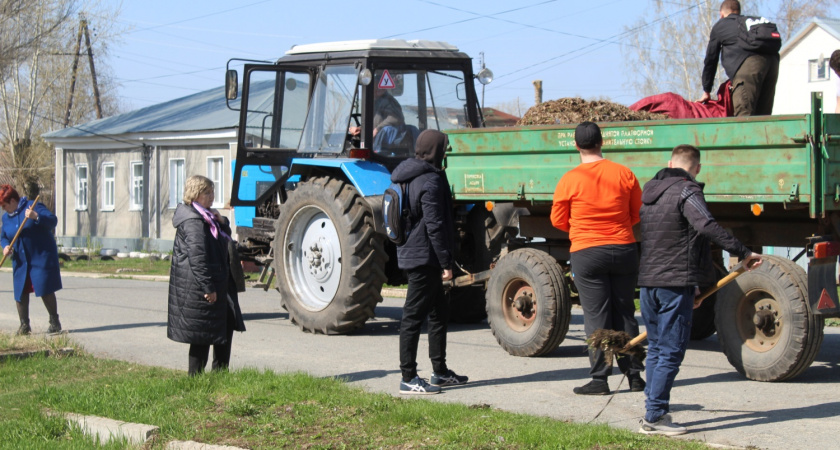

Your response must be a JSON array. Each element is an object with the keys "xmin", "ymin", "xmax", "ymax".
[
  {"xmin": 390, "ymin": 129, "xmax": 468, "ymax": 395},
  {"xmin": 168, "ymin": 175, "xmax": 245, "ymax": 376},
  {"xmin": 637, "ymin": 145, "xmax": 762, "ymax": 435}
]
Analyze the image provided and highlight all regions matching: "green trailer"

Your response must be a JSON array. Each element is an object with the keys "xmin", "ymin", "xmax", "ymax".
[
  {"xmin": 226, "ymin": 39, "xmax": 838, "ymax": 382},
  {"xmin": 444, "ymin": 93, "xmax": 840, "ymax": 382}
]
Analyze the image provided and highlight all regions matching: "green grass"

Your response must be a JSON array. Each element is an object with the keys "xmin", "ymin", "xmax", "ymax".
[
  {"xmin": 60, "ymin": 258, "xmax": 171, "ymax": 276},
  {"xmin": 0, "ymin": 334, "xmax": 708, "ymax": 449}
]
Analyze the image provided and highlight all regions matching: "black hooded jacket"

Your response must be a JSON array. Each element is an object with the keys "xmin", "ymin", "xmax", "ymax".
[
  {"xmin": 167, "ymin": 203, "xmax": 245, "ymax": 345},
  {"xmin": 390, "ymin": 130, "xmax": 455, "ymax": 270},
  {"xmin": 638, "ymin": 167, "xmax": 750, "ymax": 287},
  {"xmin": 702, "ymin": 14, "xmax": 756, "ymax": 94}
]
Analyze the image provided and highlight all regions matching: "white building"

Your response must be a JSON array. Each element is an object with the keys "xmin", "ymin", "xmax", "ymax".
[{"xmin": 774, "ymin": 18, "xmax": 840, "ymax": 114}]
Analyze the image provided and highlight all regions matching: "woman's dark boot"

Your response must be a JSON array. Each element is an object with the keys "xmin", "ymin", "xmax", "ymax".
[
  {"xmin": 47, "ymin": 315, "xmax": 62, "ymax": 334},
  {"xmin": 16, "ymin": 296, "xmax": 31, "ymax": 336},
  {"xmin": 42, "ymin": 293, "xmax": 61, "ymax": 334}
]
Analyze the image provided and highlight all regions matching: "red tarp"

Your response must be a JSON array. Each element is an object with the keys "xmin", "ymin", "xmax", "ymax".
[{"xmin": 629, "ymin": 81, "xmax": 732, "ymax": 119}]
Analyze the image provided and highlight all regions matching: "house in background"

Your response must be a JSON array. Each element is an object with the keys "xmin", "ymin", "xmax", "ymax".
[
  {"xmin": 774, "ymin": 17, "xmax": 840, "ymax": 114},
  {"xmin": 43, "ymin": 85, "xmax": 246, "ymax": 252}
]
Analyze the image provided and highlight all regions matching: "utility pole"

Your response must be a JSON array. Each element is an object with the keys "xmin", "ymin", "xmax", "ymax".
[
  {"xmin": 63, "ymin": 15, "xmax": 103, "ymax": 128},
  {"xmin": 83, "ymin": 18, "xmax": 103, "ymax": 120},
  {"xmin": 480, "ymin": 51, "xmax": 486, "ymax": 110},
  {"xmin": 533, "ymin": 80, "xmax": 543, "ymax": 106}
]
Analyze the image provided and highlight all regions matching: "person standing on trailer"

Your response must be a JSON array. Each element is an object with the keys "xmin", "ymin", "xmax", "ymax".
[
  {"xmin": 550, "ymin": 121, "xmax": 646, "ymax": 395},
  {"xmin": 637, "ymin": 144, "xmax": 762, "ymax": 435}
]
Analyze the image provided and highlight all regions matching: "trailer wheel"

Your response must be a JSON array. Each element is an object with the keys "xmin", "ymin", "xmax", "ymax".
[
  {"xmin": 715, "ymin": 255, "xmax": 823, "ymax": 381},
  {"xmin": 690, "ymin": 296, "xmax": 717, "ymax": 340},
  {"xmin": 486, "ymin": 248, "xmax": 571, "ymax": 356},
  {"xmin": 450, "ymin": 204, "xmax": 519, "ymax": 323},
  {"xmin": 690, "ymin": 264, "xmax": 725, "ymax": 340},
  {"xmin": 274, "ymin": 177, "xmax": 387, "ymax": 334}
]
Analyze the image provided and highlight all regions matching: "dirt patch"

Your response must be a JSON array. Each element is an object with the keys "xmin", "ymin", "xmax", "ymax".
[{"xmin": 516, "ymin": 98, "xmax": 665, "ymax": 126}]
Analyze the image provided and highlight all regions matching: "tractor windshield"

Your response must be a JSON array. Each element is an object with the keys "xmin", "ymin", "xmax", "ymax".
[{"xmin": 299, "ymin": 65, "xmax": 359, "ymax": 153}]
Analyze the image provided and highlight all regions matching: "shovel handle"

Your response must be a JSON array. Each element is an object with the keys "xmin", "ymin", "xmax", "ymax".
[
  {"xmin": 620, "ymin": 260, "xmax": 754, "ymax": 353},
  {"xmin": 0, "ymin": 195, "xmax": 40, "ymax": 268}
]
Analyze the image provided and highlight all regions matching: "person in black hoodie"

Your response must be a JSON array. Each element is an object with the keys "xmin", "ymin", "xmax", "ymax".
[
  {"xmin": 698, "ymin": 0, "xmax": 779, "ymax": 116},
  {"xmin": 637, "ymin": 145, "xmax": 762, "ymax": 435},
  {"xmin": 168, "ymin": 175, "xmax": 245, "ymax": 376},
  {"xmin": 390, "ymin": 129, "xmax": 468, "ymax": 395}
]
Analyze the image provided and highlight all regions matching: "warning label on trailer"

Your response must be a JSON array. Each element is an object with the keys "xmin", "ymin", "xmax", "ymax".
[
  {"xmin": 464, "ymin": 173, "xmax": 485, "ymax": 193},
  {"xmin": 555, "ymin": 128, "xmax": 655, "ymax": 147},
  {"xmin": 378, "ymin": 70, "xmax": 396, "ymax": 89}
]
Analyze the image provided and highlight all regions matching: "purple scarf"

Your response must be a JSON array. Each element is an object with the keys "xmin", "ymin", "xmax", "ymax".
[{"xmin": 192, "ymin": 202, "xmax": 231, "ymax": 241}]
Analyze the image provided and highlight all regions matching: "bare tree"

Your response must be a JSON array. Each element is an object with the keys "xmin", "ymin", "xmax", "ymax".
[
  {"xmin": 621, "ymin": 0, "xmax": 837, "ymax": 101},
  {"xmin": 0, "ymin": 0, "xmax": 75, "ymax": 77},
  {"xmin": 762, "ymin": 0, "xmax": 838, "ymax": 40},
  {"xmin": 0, "ymin": 0, "xmax": 122, "ymax": 202}
]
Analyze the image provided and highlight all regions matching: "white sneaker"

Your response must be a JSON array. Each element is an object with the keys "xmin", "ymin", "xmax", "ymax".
[
  {"xmin": 399, "ymin": 376, "xmax": 441, "ymax": 395},
  {"xmin": 639, "ymin": 414, "xmax": 687, "ymax": 436}
]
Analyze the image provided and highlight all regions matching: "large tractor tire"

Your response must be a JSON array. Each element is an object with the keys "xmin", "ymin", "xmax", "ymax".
[
  {"xmin": 486, "ymin": 248, "xmax": 571, "ymax": 356},
  {"xmin": 715, "ymin": 255, "xmax": 824, "ymax": 381},
  {"xmin": 273, "ymin": 177, "xmax": 387, "ymax": 334}
]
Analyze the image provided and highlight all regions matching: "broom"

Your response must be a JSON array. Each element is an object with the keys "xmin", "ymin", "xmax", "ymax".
[
  {"xmin": 587, "ymin": 259, "xmax": 752, "ymax": 359},
  {"xmin": 0, "ymin": 195, "xmax": 41, "ymax": 268}
]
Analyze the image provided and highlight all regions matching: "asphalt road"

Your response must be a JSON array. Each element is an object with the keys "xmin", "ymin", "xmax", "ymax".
[{"xmin": 1, "ymin": 272, "xmax": 838, "ymax": 449}]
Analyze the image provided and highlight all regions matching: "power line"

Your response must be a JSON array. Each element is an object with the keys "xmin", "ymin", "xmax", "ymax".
[
  {"xmin": 383, "ymin": 0, "xmax": 560, "ymax": 38},
  {"xmin": 491, "ymin": 1, "xmax": 709, "ymax": 89},
  {"xmin": 120, "ymin": 0, "xmax": 275, "ymax": 35}
]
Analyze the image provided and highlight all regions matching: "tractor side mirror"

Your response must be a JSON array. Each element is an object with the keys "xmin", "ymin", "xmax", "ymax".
[{"xmin": 225, "ymin": 70, "xmax": 239, "ymax": 100}]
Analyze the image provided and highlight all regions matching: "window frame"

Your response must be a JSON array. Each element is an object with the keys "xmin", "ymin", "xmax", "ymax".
[
  {"xmin": 169, "ymin": 158, "xmax": 186, "ymax": 209},
  {"xmin": 129, "ymin": 161, "xmax": 144, "ymax": 211},
  {"xmin": 809, "ymin": 58, "xmax": 830, "ymax": 82},
  {"xmin": 206, "ymin": 156, "xmax": 224, "ymax": 208},
  {"xmin": 75, "ymin": 164, "xmax": 88, "ymax": 211},
  {"xmin": 101, "ymin": 162, "xmax": 115, "ymax": 211}
]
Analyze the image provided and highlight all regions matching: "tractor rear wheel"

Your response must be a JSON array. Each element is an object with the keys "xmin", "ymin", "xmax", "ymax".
[{"xmin": 273, "ymin": 177, "xmax": 387, "ymax": 334}]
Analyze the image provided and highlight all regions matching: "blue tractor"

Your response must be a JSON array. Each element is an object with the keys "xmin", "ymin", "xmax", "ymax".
[{"xmin": 226, "ymin": 40, "xmax": 497, "ymax": 335}]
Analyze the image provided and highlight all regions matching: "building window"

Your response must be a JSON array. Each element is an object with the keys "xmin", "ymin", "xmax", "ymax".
[
  {"xmin": 102, "ymin": 163, "xmax": 115, "ymax": 211},
  {"xmin": 169, "ymin": 159, "xmax": 185, "ymax": 208},
  {"xmin": 75, "ymin": 165, "xmax": 88, "ymax": 210},
  {"xmin": 130, "ymin": 161, "xmax": 143, "ymax": 210},
  {"xmin": 207, "ymin": 156, "xmax": 224, "ymax": 208},
  {"xmin": 809, "ymin": 59, "xmax": 830, "ymax": 82}
]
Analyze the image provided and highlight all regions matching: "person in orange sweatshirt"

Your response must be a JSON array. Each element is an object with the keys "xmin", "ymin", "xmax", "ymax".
[{"xmin": 551, "ymin": 121, "xmax": 645, "ymax": 395}]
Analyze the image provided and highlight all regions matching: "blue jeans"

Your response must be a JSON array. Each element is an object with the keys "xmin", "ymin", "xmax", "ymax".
[{"xmin": 640, "ymin": 286, "xmax": 694, "ymax": 422}]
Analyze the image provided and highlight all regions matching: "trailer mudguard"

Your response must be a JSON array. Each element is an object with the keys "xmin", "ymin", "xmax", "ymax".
[
  {"xmin": 808, "ymin": 257, "xmax": 840, "ymax": 315},
  {"xmin": 287, "ymin": 158, "xmax": 392, "ymax": 197}
]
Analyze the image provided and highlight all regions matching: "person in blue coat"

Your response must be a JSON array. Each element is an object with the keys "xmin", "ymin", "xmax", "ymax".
[{"xmin": 0, "ymin": 185, "xmax": 62, "ymax": 335}]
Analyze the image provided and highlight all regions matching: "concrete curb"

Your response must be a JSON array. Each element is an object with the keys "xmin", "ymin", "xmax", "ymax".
[
  {"xmin": 0, "ymin": 348, "xmax": 74, "ymax": 363},
  {"xmin": 59, "ymin": 412, "xmax": 158, "ymax": 445},
  {"xmin": 167, "ymin": 440, "xmax": 248, "ymax": 450},
  {"xmin": 381, "ymin": 287, "xmax": 407, "ymax": 298}
]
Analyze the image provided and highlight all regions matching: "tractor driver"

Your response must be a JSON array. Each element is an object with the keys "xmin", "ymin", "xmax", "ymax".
[{"xmin": 350, "ymin": 71, "xmax": 417, "ymax": 153}]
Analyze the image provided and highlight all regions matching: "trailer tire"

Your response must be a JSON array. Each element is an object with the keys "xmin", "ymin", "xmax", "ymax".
[
  {"xmin": 486, "ymin": 248, "xmax": 571, "ymax": 356},
  {"xmin": 690, "ymin": 263, "xmax": 725, "ymax": 340},
  {"xmin": 715, "ymin": 255, "xmax": 822, "ymax": 381},
  {"xmin": 274, "ymin": 177, "xmax": 387, "ymax": 334},
  {"xmin": 690, "ymin": 295, "xmax": 717, "ymax": 340}
]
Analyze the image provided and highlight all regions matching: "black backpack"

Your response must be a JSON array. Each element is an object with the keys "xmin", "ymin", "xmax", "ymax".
[
  {"xmin": 737, "ymin": 15, "xmax": 781, "ymax": 54},
  {"xmin": 382, "ymin": 181, "xmax": 413, "ymax": 245}
]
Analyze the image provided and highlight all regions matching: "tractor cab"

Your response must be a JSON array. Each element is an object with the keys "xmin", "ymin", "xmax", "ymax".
[{"xmin": 225, "ymin": 39, "xmax": 492, "ymax": 211}]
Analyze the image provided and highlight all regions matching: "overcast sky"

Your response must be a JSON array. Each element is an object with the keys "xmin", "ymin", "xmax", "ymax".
[{"xmin": 109, "ymin": 0, "xmax": 838, "ymax": 115}]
